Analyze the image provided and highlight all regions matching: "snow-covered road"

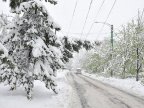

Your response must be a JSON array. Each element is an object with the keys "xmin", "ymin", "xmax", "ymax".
[{"xmin": 67, "ymin": 73, "xmax": 144, "ymax": 108}]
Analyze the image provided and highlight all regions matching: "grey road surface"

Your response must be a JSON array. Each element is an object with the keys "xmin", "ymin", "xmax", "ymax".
[{"xmin": 67, "ymin": 72, "xmax": 144, "ymax": 108}]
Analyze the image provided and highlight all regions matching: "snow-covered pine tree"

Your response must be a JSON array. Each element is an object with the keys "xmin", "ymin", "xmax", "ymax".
[
  {"xmin": 0, "ymin": 42, "xmax": 16, "ymax": 89},
  {"xmin": 0, "ymin": 14, "xmax": 17, "ymax": 90},
  {"xmin": 1, "ymin": 0, "xmax": 95, "ymax": 100},
  {"xmin": 0, "ymin": 14, "xmax": 9, "ymax": 43},
  {"xmin": 61, "ymin": 36, "xmax": 93, "ymax": 63},
  {"xmin": 4, "ymin": 0, "xmax": 63, "ymax": 99}
]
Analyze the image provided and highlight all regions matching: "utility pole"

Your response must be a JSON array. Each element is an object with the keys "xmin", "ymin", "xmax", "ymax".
[
  {"xmin": 94, "ymin": 22, "xmax": 114, "ymax": 77},
  {"xmin": 110, "ymin": 25, "xmax": 114, "ymax": 77},
  {"xmin": 111, "ymin": 25, "xmax": 114, "ymax": 50}
]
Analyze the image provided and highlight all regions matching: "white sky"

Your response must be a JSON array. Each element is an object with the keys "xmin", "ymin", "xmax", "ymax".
[{"xmin": 0, "ymin": 0, "xmax": 144, "ymax": 40}]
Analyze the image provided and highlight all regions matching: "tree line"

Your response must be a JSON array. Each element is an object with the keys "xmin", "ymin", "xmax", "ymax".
[{"xmin": 82, "ymin": 11, "xmax": 144, "ymax": 81}]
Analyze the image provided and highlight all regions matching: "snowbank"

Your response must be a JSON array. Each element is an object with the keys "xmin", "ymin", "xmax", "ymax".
[
  {"xmin": 0, "ymin": 70, "xmax": 72, "ymax": 108},
  {"xmin": 83, "ymin": 72, "xmax": 144, "ymax": 98}
]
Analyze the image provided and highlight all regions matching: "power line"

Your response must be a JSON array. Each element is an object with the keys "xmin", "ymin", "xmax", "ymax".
[
  {"xmin": 94, "ymin": 0, "xmax": 106, "ymax": 21},
  {"xmin": 85, "ymin": 0, "xmax": 106, "ymax": 39},
  {"xmin": 67, "ymin": 0, "xmax": 79, "ymax": 36},
  {"xmin": 97, "ymin": 0, "xmax": 117, "ymax": 39},
  {"xmin": 80, "ymin": 0, "xmax": 94, "ymax": 38}
]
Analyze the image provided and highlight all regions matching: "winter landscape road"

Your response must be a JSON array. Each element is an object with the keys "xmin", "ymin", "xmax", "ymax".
[{"xmin": 67, "ymin": 72, "xmax": 144, "ymax": 108}]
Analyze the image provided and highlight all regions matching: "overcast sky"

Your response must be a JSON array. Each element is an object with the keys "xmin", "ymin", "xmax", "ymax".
[{"xmin": 0, "ymin": 0, "xmax": 144, "ymax": 40}]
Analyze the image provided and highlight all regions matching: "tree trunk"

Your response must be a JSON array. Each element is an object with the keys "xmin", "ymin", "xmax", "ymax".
[
  {"xmin": 136, "ymin": 48, "xmax": 139, "ymax": 81},
  {"xmin": 122, "ymin": 65, "xmax": 126, "ymax": 79}
]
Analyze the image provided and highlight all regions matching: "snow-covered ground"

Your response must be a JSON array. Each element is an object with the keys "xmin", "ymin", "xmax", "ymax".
[
  {"xmin": 83, "ymin": 72, "xmax": 144, "ymax": 98},
  {"xmin": 0, "ymin": 70, "xmax": 72, "ymax": 108}
]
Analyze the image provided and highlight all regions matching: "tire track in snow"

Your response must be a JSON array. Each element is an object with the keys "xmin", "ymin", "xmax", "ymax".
[
  {"xmin": 78, "ymin": 75, "xmax": 131, "ymax": 108},
  {"xmin": 71, "ymin": 73, "xmax": 90, "ymax": 108},
  {"xmin": 66, "ymin": 73, "xmax": 82, "ymax": 108},
  {"xmin": 81, "ymin": 74, "xmax": 144, "ymax": 105}
]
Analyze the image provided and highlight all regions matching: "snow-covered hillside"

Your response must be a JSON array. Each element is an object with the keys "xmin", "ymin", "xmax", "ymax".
[{"xmin": 0, "ymin": 70, "xmax": 72, "ymax": 108}]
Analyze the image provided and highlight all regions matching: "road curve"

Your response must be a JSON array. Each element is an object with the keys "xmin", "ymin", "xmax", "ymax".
[{"xmin": 67, "ymin": 72, "xmax": 144, "ymax": 108}]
